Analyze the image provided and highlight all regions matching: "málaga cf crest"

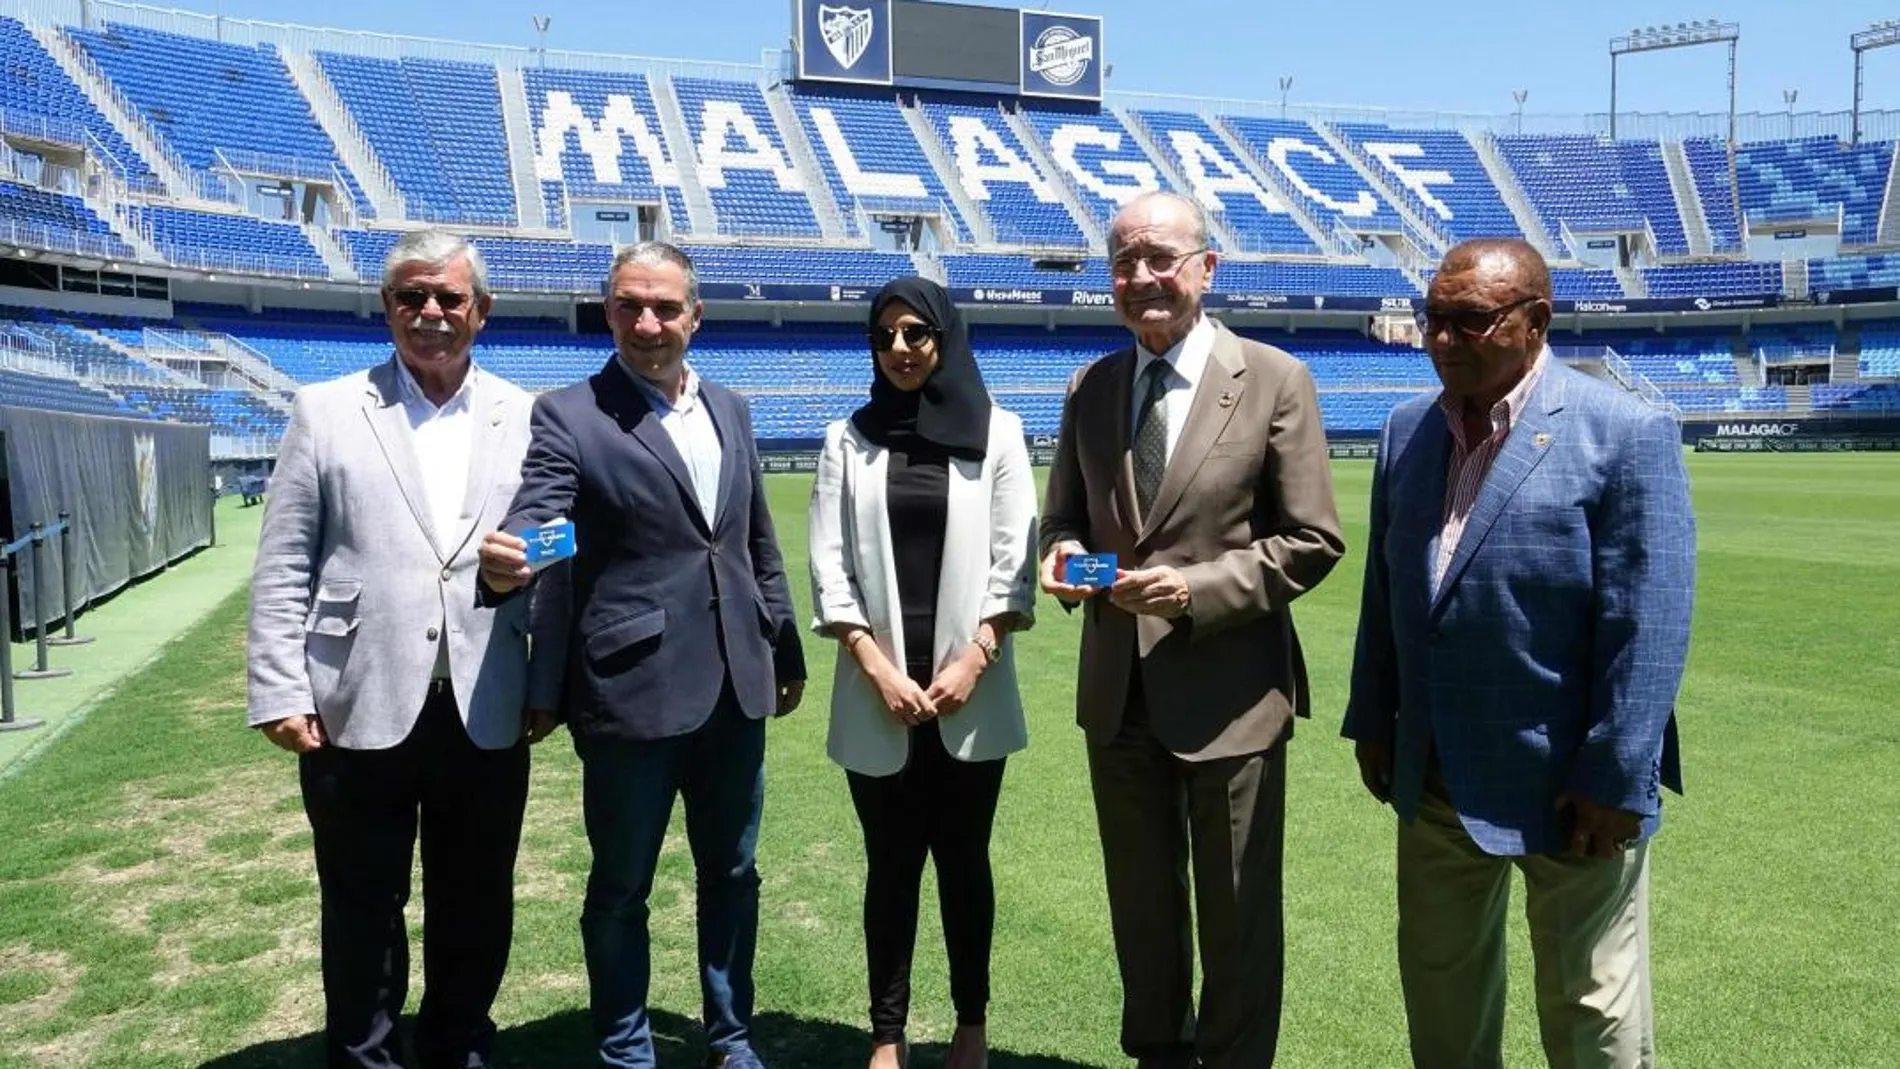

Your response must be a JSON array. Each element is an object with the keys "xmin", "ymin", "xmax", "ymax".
[{"xmin": 820, "ymin": 5, "xmax": 874, "ymax": 70}]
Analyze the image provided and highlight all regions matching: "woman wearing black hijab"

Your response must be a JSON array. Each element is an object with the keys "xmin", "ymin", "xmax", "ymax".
[{"xmin": 808, "ymin": 277, "xmax": 1039, "ymax": 1069}]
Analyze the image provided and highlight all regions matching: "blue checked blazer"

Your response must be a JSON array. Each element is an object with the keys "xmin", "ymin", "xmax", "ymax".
[{"xmin": 1342, "ymin": 361, "xmax": 1696, "ymax": 856}]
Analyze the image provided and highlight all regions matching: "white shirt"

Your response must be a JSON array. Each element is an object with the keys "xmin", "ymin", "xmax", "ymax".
[
  {"xmin": 394, "ymin": 359, "xmax": 477, "ymax": 557},
  {"xmin": 623, "ymin": 360, "xmax": 724, "ymax": 526},
  {"xmin": 1131, "ymin": 315, "xmax": 1216, "ymax": 465},
  {"xmin": 394, "ymin": 358, "xmax": 477, "ymax": 679}
]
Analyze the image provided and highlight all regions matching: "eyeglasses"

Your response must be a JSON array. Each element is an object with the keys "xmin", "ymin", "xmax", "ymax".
[
  {"xmin": 390, "ymin": 287, "xmax": 471, "ymax": 312},
  {"xmin": 1414, "ymin": 296, "xmax": 1541, "ymax": 340},
  {"xmin": 1110, "ymin": 246, "xmax": 1208, "ymax": 280},
  {"xmin": 870, "ymin": 323, "xmax": 938, "ymax": 350}
]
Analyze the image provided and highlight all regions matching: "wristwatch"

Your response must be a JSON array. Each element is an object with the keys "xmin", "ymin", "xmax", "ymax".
[{"xmin": 972, "ymin": 632, "xmax": 1001, "ymax": 665}]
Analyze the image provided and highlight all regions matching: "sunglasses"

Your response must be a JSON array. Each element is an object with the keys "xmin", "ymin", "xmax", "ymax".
[
  {"xmin": 1110, "ymin": 246, "xmax": 1207, "ymax": 280},
  {"xmin": 390, "ymin": 287, "xmax": 471, "ymax": 312},
  {"xmin": 870, "ymin": 323, "xmax": 938, "ymax": 350},
  {"xmin": 1414, "ymin": 296, "xmax": 1541, "ymax": 340}
]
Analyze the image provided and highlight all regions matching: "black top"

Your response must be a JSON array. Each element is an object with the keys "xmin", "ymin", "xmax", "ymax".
[{"xmin": 886, "ymin": 444, "xmax": 950, "ymax": 686}]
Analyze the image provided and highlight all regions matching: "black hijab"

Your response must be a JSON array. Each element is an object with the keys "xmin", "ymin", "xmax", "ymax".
[{"xmin": 851, "ymin": 276, "xmax": 992, "ymax": 461}]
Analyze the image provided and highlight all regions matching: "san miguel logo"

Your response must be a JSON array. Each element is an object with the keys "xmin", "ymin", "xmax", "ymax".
[
  {"xmin": 1029, "ymin": 25, "xmax": 1094, "ymax": 86},
  {"xmin": 820, "ymin": 5, "xmax": 874, "ymax": 70}
]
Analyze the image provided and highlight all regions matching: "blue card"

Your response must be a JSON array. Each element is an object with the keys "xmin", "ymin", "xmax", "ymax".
[
  {"xmin": 521, "ymin": 518, "xmax": 577, "ymax": 570},
  {"xmin": 1064, "ymin": 552, "xmax": 1118, "ymax": 588}
]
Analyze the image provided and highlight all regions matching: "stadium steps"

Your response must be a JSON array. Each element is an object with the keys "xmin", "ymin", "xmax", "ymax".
[
  {"xmin": 1783, "ymin": 256, "xmax": 1810, "ymax": 300},
  {"xmin": 1112, "ymin": 106, "xmax": 1244, "ymax": 253},
  {"xmin": 1206, "ymin": 115, "xmax": 1344, "ymax": 256},
  {"xmin": 1001, "ymin": 105, "xmax": 1106, "ymax": 252},
  {"xmin": 279, "ymin": 48, "xmax": 406, "ymax": 221},
  {"xmin": 78, "ymin": 189, "xmax": 163, "ymax": 262},
  {"xmin": 1784, "ymin": 383, "xmax": 1812, "ymax": 412},
  {"xmin": 909, "ymin": 247, "xmax": 946, "ymax": 285},
  {"xmin": 298, "ymin": 221, "xmax": 355, "ymax": 280},
  {"xmin": 82, "ymin": 328, "xmax": 201, "ymax": 387},
  {"xmin": 1311, "ymin": 120, "xmax": 1451, "ymax": 255},
  {"xmin": 1467, "ymin": 129, "xmax": 1559, "ymax": 260},
  {"xmin": 900, "ymin": 97, "xmax": 996, "ymax": 245},
  {"xmin": 494, "ymin": 66, "xmax": 550, "ymax": 230},
  {"xmin": 1663, "ymin": 140, "xmax": 1715, "ymax": 257},
  {"xmin": 1614, "ymin": 263, "xmax": 1646, "ymax": 297},
  {"xmin": 763, "ymin": 86, "xmax": 849, "ymax": 240},
  {"xmin": 1731, "ymin": 336, "xmax": 1761, "ymax": 386},
  {"xmin": 25, "ymin": 20, "xmax": 197, "ymax": 202},
  {"xmin": 1834, "ymin": 323, "xmax": 1862, "ymax": 383},
  {"xmin": 1878, "ymin": 142, "xmax": 1900, "ymax": 246},
  {"xmin": 647, "ymin": 74, "xmax": 720, "ymax": 237}
]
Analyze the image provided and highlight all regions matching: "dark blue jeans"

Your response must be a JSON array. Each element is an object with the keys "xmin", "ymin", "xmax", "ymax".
[{"xmin": 575, "ymin": 689, "xmax": 766, "ymax": 1069}]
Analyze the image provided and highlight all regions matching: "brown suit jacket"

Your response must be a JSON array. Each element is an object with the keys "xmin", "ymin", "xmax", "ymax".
[{"xmin": 1041, "ymin": 318, "xmax": 1345, "ymax": 760}]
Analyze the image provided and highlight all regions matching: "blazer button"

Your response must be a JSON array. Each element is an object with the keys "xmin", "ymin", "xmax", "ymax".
[
  {"xmin": 426, "ymin": 626, "xmax": 440, "ymax": 642},
  {"xmin": 440, "ymin": 567, "xmax": 452, "ymax": 582}
]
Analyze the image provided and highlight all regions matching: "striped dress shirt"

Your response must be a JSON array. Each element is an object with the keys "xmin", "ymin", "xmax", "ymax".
[{"xmin": 1433, "ymin": 347, "xmax": 1548, "ymax": 590}]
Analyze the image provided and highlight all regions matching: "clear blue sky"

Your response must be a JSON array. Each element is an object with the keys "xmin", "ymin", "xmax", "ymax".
[{"xmin": 176, "ymin": 0, "xmax": 1900, "ymax": 118}]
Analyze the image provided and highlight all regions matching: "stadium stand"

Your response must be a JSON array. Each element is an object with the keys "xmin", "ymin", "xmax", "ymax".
[
  {"xmin": 66, "ymin": 22, "xmax": 370, "ymax": 211},
  {"xmin": 788, "ymin": 89, "xmax": 973, "ymax": 242},
  {"xmin": 1642, "ymin": 261, "xmax": 1782, "ymax": 298},
  {"xmin": 1020, "ymin": 107, "xmax": 1166, "ymax": 235},
  {"xmin": 1332, "ymin": 123, "xmax": 1524, "ymax": 245},
  {"xmin": 1682, "ymin": 138, "xmax": 1745, "ymax": 253},
  {"xmin": 130, "ymin": 204, "xmax": 328, "ymax": 278},
  {"xmin": 1220, "ymin": 116, "xmax": 1406, "ymax": 235},
  {"xmin": 1127, "ymin": 109, "xmax": 1317, "ymax": 254},
  {"xmin": 1853, "ymin": 322, "xmax": 1900, "ymax": 377},
  {"xmin": 920, "ymin": 99, "xmax": 1086, "ymax": 247},
  {"xmin": 0, "ymin": 15, "xmax": 158, "ymax": 189},
  {"xmin": 672, "ymin": 78, "xmax": 822, "ymax": 238},
  {"xmin": 522, "ymin": 66, "xmax": 690, "ymax": 232},
  {"xmin": 0, "ymin": 366, "xmax": 132, "ymax": 417},
  {"xmin": 1493, "ymin": 135, "xmax": 1689, "ymax": 255},
  {"xmin": 0, "ymin": 178, "xmax": 132, "ymax": 257},
  {"xmin": 313, "ymin": 52, "xmax": 518, "ymax": 226},
  {"xmin": 1732, "ymin": 136, "xmax": 1894, "ymax": 245}
]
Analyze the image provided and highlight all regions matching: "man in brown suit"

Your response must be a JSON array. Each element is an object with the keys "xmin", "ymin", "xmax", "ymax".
[{"xmin": 1038, "ymin": 190, "xmax": 1345, "ymax": 1069}]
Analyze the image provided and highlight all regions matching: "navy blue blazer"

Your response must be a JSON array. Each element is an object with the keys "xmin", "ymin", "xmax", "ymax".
[
  {"xmin": 507, "ymin": 359, "xmax": 806, "ymax": 742},
  {"xmin": 1343, "ymin": 362, "xmax": 1696, "ymax": 856}
]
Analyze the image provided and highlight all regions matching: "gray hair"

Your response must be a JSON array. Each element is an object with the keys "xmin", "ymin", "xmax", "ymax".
[
  {"xmin": 382, "ymin": 229, "xmax": 489, "ymax": 300},
  {"xmin": 609, "ymin": 241, "xmax": 699, "ymax": 306},
  {"xmin": 1109, "ymin": 190, "xmax": 1211, "ymax": 255}
]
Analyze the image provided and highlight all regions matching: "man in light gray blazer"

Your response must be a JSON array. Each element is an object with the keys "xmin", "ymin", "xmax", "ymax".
[{"xmin": 248, "ymin": 230, "xmax": 544, "ymax": 1069}]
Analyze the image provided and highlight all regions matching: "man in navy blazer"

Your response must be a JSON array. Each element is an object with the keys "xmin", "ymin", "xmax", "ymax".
[
  {"xmin": 479, "ymin": 242, "xmax": 805, "ymax": 1069},
  {"xmin": 1343, "ymin": 239, "xmax": 1695, "ymax": 1069}
]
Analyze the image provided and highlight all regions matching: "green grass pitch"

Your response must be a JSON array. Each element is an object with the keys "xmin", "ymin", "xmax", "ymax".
[{"xmin": 0, "ymin": 453, "xmax": 1894, "ymax": 1068}]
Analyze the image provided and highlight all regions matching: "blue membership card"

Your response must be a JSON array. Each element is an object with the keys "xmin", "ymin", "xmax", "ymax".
[
  {"xmin": 1064, "ymin": 552, "xmax": 1117, "ymax": 589},
  {"xmin": 522, "ymin": 518, "xmax": 577, "ymax": 571}
]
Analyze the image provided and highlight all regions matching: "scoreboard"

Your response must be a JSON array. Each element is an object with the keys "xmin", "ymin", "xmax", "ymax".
[{"xmin": 795, "ymin": 0, "xmax": 1103, "ymax": 102}]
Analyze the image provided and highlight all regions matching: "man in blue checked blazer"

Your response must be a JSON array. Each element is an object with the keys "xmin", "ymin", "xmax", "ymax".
[{"xmin": 1343, "ymin": 238, "xmax": 1695, "ymax": 1069}]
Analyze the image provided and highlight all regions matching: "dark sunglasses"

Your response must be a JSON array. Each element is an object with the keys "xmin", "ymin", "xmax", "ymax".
[
  {"xmin": 869, "ymin": 323, "xmax": 938, "ymax": 350},
  {"xmin": 1414, "ymin": 296, "xmax": 1541, "ymax": 340},
  {"xmin": 390, "ymin": 287, "xmax": 471, "ymax": 312}
]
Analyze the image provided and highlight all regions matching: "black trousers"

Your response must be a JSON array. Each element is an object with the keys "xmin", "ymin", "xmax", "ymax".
[
  {"xmin": 846, "ymin": 716, "xmax": 1007, "ymax": 1045},
  {"xmin": 299, "ymin": 681, "xmax": 531, "ymax": 1069}
]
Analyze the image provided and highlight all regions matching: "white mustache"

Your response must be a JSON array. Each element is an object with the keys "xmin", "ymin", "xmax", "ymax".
[{"xmin": 409, "ymin": 316, "xmax": 454, "ymax": 335}]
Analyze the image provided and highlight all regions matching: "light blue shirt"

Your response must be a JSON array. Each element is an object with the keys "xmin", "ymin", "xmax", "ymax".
[{"xmin": 622, "ymin": 360, "xmax": 724, "ymax": 526}]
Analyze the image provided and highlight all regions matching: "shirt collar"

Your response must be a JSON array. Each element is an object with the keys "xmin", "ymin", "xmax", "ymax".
[
  {"xmin": 1438, "ymin": 345, "xmax": 1548, "ymax": 448},
  {"xmin": 1134, "ymin": 315, "xmax": 1215, "ymax": 386},
  {"xmin": 620, "ymin": 358, "xmax": 701, "ymax": 414},
  {"xmin": 395, "ymin": 356, "xmax": 477, "ymax": 413}
]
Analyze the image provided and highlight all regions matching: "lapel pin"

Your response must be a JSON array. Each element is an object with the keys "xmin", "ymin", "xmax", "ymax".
[
  {"xmin": 1533, "ymin": 432, "xmax": 1552, "ymax": 448},
  {"xmin": 1217, "ymin": 391, "xmax": 1236, "ymax": 409}
]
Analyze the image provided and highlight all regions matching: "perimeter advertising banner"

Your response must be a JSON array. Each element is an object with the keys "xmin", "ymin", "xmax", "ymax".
[{"xmin": 1019, "ymin": 10, "xmax": 1102, "ymax": 101}]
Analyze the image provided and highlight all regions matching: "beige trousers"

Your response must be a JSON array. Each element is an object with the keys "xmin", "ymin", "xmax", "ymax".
[{"xmin": 1396, "ymin": 781, "xmax": 1654, "ymax": 1069}]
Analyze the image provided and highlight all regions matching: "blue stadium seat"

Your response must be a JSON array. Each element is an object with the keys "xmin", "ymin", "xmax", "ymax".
[
  {"xmin": 1333, "ymin": 123, "xmax": 1523, "ymax": 245},
  {"xmin": 1682, "ymin": 139, "xmax": 1744, "ymax": 253},
  {"xmin": 921, "ymin": 99, "xmax": 1084, "ymax": 247},
  {"xmin": 522, "ymin": 67, "xmax": 691, "ymax": 233},
  {"xmin": 1220, "ymin": 116, "xmax": 1404, "ymax": 235},
  {"xmin": 1021, "ymin": 107, "xmax": 1167, "ymax": 237},
  {"xmin": 1128, "ymin": 110, "xmax": 1315, "ymax": 254},
  {"xmin": 0, "ymin": 16, "xmax": 159, "ymax": 189},
  {"xmin": 1733, "ymin": 137, "xmax": 1893, "ymax": 245},
  {"xmin": 672, "ymin": 78, "xmax": 822, "ymax": 238},
  {"xmin": 314, "ymin": 52, "xmax": 518, "ymax": 226},
  {"xmin": 1494, "ymin": 135, "xmax": 1688, "ymax": 255},
  {"xmin": 0, "ymin": 178, "xmax": 132, "ymax": 257},
  {"xmin": 788, "ymin": 89, "xmax": 972, "ymax": 242},
  {"xmin": 131, "ymin": 205, "xmax": 328, "ymax": 278}
]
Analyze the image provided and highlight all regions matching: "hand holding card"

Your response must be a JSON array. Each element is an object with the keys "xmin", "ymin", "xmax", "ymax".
[{"xmin": 521, "ymin": 517, "xmax": 577, "ymax": 571}]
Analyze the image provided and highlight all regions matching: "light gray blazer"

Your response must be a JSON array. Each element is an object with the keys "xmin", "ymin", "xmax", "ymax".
[
  {"xmin": 808, "ymin": 407, "xmax": 1038, "ymax": 776},
  {"xmin": 247, "ymin": 357, "xmax": 536, "ymax": 750}
]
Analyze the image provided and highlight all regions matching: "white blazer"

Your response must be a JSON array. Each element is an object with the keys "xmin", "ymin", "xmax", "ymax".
[{"xmin": 808, "ymin": 407, "xmax": 1038, "ymax": 776}]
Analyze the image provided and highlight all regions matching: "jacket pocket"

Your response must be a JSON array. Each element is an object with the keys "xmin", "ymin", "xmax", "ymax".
[
  {"xmin": 304, "ymin": 580, "xmax": 361, "ymax": 637},
  {"xmin": 585, "ymin": 608, "xmax": 666, "ymax": 662}
]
